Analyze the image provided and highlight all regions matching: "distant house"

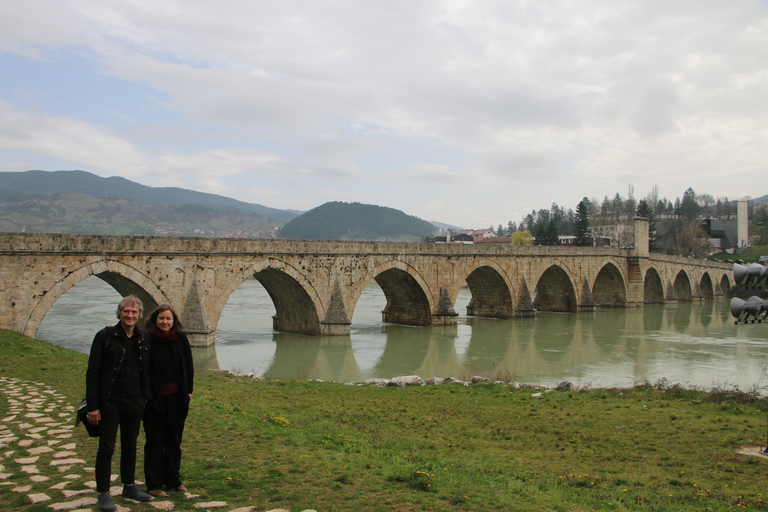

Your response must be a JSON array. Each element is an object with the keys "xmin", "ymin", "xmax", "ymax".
[
  {"xmin": 429, "ymin": 227, "xmax": 499, "ymax": 244},
  {"xmin": 471, "ymin": 228, "xmax": 497, "ymax": 238},
  {"xmin": 558, "ymin": 234, "xmax": 610, "ymax": 247},
  {"xmin": 451, "ymin": 232, "xmax": 475, "ymax": 244}
]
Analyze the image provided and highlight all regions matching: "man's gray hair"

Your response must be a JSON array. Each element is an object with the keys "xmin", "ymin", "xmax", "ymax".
[{"xmin": 116, "ymin": 295, "xmax": 144, "ymax": 319}]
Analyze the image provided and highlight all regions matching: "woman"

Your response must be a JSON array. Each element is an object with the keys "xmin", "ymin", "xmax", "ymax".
[{"xmin": 143, "ymin": 304, "xmax": 194, "ymax": 497}]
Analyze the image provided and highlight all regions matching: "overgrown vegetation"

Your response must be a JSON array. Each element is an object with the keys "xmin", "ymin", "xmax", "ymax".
[{"xmin": 3, "ymin": 330, "xmax": 768, "ymax": 511}]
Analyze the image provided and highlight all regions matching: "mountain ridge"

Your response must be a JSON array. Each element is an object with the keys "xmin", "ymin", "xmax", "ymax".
[{"xmin": 0, "ymin": 170, "xmax": 300, "ymax": 222}]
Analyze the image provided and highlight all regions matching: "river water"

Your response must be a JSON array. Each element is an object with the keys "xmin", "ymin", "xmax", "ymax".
[{"xmin": 36, "ymin": 277, "xmax": 768, "ymax": 390}]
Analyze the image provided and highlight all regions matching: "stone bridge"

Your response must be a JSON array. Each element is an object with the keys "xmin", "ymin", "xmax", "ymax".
[{"xmin": 0, "ymin": 220, "xmax": 732, "ymax": 346}]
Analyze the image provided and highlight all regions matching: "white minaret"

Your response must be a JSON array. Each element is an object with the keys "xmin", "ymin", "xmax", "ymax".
[{"xmin": 737, "ymin": 199, "xmax": 749, "ymax": 249}]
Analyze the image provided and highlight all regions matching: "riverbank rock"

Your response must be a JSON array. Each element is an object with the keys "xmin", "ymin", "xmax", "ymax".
[
  {"xmin": 363, "ymin": 378, "xmax": 391, "ymax": 386},
  {"xmin": 426, "ymin": 377, "xmax": 469, "ymax": 386},
  {"xmin": 388, "ymin": 376, "xmax": 424, "ymax": 387}
]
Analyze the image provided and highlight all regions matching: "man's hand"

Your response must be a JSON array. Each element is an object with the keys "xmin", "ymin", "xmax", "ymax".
[{"xmin": 87, "ymin": 410, "xmax": 101, "ymax": 425}]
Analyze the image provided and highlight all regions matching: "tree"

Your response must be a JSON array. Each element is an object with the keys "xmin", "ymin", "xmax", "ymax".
[
  {"xmin": 574, "ymin": 199, "xmax": 591, "ymax": 246},
  {"xmin": 656, "ymin": 199, "xmax": 667, "ymax": 216},
  {"xmin": 535, "ymin": 221, "xmax": 558, "ymax": 246},
  {"xmin": 601, "ymin": 196, "xmax": 610, "ymax": 218},
  {"xmin": 612, "ymin": 193, "xmax": 624, "ymax": 221},
  {"xmin": 722, "ymin": 198, "xmax": 733, "ymax": 219},
  {"xmin": 636, "ymin": 199, "xmax": 657, "ymax": 252},
  {"xmin": 667, "ymin": 221, "xmax": 710, "ymax": 258},
  {"xmin": 679, "ymin": 187, "xmax": 700, "ymax": 220},
  {"xmin": 624, "ymin": 184, "xmax": 636, "ymax": 218},
  {"xmin": 546, "ymin": 220, "xmax": 558, "ymax": 245},
  {"xmin": 587, "ymin": 197, "xmax": 600, "ymax": 219},
  {"xmin": 647, "ymin": 185, "xmax": 660, "ymax": 214},
  {"xmin": 523, "ymin": 212, "xmax": 535, "ymax": 232},
  {"xmin": 510, "ymin": 230, "xmax": 533, "ymax": 246},
  {"xmin": 698, "ymin": 193, "xmax": 716, "ymax": 216}
]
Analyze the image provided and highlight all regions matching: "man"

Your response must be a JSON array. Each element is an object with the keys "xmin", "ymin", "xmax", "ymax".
[{"xmin": 86, "ymin": 296, "xmax": 153, "ymax": 511}]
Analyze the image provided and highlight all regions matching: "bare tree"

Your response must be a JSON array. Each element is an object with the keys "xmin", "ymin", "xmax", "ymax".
[
  {"xmin": 698, "ymin": 193, "xmax": 716, "ymax": 216},
  {"xmin": 624, "ymin": 183, "xmax": 636, "ymax": 218},
  {"xmin": 647, "ymin": 185, "xmax": 660, "ymax": 214},
  {"xmin": 667, "ymin": 221, "xmax": 710, "ymax": 258}
]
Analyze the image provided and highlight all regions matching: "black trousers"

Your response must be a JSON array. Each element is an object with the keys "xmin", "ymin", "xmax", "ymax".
[
  {"xmin": 143, "ymin": 393, "xmax": 189, "ymax": 491},
  {"xmin": 95, "ymin": 399, "xmax": 146, "ymax": 493}
]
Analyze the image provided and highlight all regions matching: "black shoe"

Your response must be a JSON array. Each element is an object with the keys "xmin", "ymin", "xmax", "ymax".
[
  {"xmin": 98, "ymin": 493, "xmax": 117, "ymax": 512},
  {"xmin": 122, "ymin": 483, "xmax": 152, "ymax": 501}
]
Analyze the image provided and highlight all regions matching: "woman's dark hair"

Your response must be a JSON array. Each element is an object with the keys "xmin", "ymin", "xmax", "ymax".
[{"xmin": 145, "ymin": 304, "xmax": 184, "ymax": 333}]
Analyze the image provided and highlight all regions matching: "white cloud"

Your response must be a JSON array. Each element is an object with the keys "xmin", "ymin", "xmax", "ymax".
[{"xmin": 0, "ymin": 0, "xmax": 766, "ymax": 227}]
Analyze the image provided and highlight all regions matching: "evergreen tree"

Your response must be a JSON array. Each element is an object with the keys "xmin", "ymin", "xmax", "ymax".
[
  {"xmin": 636, "ymin": 199, "xmax": 657, "ymax": 252},
  {"xmin": 523, "ymin": 212, "xmax": 535, "ymax": 232},
  {"xmin": 546, "ymin": 220, "xmax": 558, "ymax": 245},
  {"xmin": 679, "ymin": 187, "xmax": 700, "ymax": 220},
  {"xmin": 601, "ymin": 196, "xmax": 610, "ymax": 217},
  {"xmin": 574, "ymin": 199, "xmax": 591, "ymax": 246}
]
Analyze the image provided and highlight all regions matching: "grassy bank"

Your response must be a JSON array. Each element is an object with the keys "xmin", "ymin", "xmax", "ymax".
[{"xmin": 2, "ymin": 329, "xmax": 768, "ymax": 511}]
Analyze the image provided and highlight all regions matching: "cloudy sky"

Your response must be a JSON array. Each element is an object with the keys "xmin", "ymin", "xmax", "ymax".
[{"xmin": 1, "ymin": 1, "xmax": 766, "ymax": 228}]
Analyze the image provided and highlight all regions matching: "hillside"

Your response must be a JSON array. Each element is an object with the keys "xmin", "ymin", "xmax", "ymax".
[
  {"xmin": 0, "ymin": 192, "xmax": 282, "ymax": 237},
  {"xmin": 279, "ymin": 201, "xmax": 437, "ymax": 241},
  {"xmin": 0, "ymin": 170, "xmax": 300, "ymax": 222}
]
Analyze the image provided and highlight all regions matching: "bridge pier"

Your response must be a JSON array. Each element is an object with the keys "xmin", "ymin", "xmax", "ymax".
[
  {"xmin": 319, "ymin": 322, "xmax": 352, "ymax": 336},
  {"xmin": 186, "ymin": 330, "xmax": 216, "ymax": 347}
]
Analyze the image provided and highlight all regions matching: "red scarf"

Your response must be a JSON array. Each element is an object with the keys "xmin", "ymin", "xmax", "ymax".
[{"xmin": 151, "ymin": 328, "xmax": 177, "ymax": 344}]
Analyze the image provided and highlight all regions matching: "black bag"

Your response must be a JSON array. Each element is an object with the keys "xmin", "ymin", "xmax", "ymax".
[{"xmin": 75, "ymin": 398, "xmax": 99, "ymax": 437}]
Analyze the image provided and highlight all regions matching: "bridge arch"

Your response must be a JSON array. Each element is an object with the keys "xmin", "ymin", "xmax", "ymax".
[
  {"xmin": 592, "ymin": 262, "xmax": 627, "ymax": 307},
  {"xmin": 719, "ymin": 273, "xmax": 732, "ymax": 297},
  {"xmin": 534, "ymin": 264, "xmax": 578, "ymax": 313},
  {"xmin": 347, "ymin": 259, "xmax": 435, "ymax": 327},
  {"xmin": 644, "ymin": 267, "xmax": 665, "ymax": 303},
  {"xmin": 463, "ymin": 261, "xmax": 516, "ymax": 319},
  {"xmin": 23, "ymin": 259, "xmax": 169, "ymax": 339},
  {"xmin": 699, "ymin": 272, "xmax": 714, "ymax": 299},
  {"xmin": 673, "ymin": 270, "xmax": 693, "ymax": 301},
  {"xmin": 373, "ymin": 267, "xmax": 433, "ymax": 327},
  {"xmin": 212, "ymin": 259, "xmax": 323, "ymax": 336}
]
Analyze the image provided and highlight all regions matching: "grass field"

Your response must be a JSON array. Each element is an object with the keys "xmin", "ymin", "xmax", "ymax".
[{"xmin": 2, "ymin": 329, "xmax": 768, "ymax": 511}]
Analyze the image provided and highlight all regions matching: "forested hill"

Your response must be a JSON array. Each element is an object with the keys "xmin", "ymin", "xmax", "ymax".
[
  {"xmin": 278, "ymin": 201, "xmax": 437, "ymax": 241},
  {"xmin": 0, "ymin": 170, "xmax": 299, "ymax": 222}
]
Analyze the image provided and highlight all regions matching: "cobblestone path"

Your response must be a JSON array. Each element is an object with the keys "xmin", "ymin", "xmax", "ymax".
[{"xmin": 0, "ymin": 376, "xmax": 314, "ymax": 512}]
